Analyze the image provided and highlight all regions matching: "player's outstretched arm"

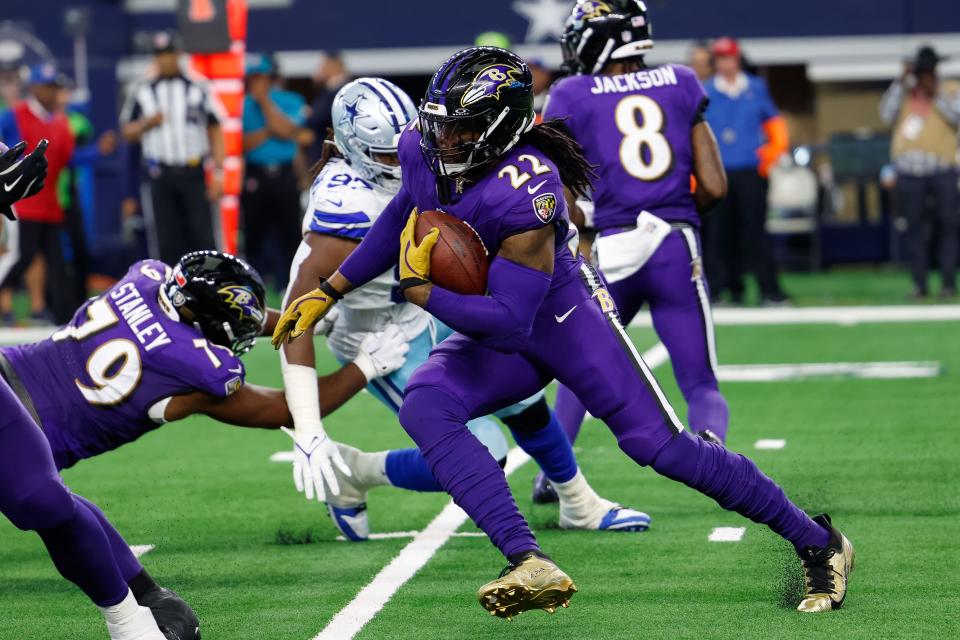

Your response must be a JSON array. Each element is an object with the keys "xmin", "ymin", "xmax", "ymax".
[
  {"xmin": 163, "ymin": 367, "xmax": 366, "ymax": 427},
  {"xmin": 404, "ymin": 225, "xmax": 554, "ymax": 352},
  {"xmin": 691, "ymin": 121, "xmax": 727, "ymax": 213}
]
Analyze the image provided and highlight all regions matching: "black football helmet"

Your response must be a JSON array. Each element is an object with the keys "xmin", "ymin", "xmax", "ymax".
[
  {"xmin": 560, "ymin": 1, "xmax": 654, "ymax": 76},
  {"xmin": 164, "ymin": 251, "xmax": 266, "ymax": 356},
  {"xmin": 420, "ymin": 47, "xmax": 535, "ymax": 185}
]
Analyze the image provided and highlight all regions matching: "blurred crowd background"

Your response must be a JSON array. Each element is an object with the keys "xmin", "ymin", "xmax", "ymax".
[{"xmin": 1, "ymin": 0, "xmax": 959, "ymax": 325}]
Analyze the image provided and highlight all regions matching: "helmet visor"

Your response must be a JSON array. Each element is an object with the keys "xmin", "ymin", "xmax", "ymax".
[{"xmin": 419, "ymin": 111, "xmax": 492, "ymax": 176}]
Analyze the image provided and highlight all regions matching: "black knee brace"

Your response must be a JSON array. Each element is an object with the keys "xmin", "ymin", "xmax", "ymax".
[{"xmin": 500, "ymin": 396, "xmax": 550, "ymax": 433}]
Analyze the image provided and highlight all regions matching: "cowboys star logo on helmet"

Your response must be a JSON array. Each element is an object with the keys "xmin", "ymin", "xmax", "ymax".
[
  {"xmin": 460, "ymin": 64, "xmax": 524, "ymax": 107},
  {"xmin": 331, "ymin": 78, "xmax": 418, "ymax": 194}
]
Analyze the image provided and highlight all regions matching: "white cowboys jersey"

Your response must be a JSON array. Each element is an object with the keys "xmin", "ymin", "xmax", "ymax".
[{"xmin": 296, "ymin": 157, "xmax": 428, "ymax": 359}]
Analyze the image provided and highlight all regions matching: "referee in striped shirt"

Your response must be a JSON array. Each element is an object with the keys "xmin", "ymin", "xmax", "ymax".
[{"xmin": 120, "ymin": 32, "xmax": 225, "ymax": 264}]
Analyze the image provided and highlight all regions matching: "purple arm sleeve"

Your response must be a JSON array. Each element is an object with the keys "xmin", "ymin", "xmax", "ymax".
[
  {"xmin": 338, "ymin": 185, "xmax": 412, "ymax": 288},
  {"xmin": 426, "ymin": 256, "xmax": 552, "ymax": 353}
]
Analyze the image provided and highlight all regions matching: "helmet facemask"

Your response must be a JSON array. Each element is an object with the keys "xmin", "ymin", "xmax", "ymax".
[
  {"xmin": 339, "ymin": 134, "xmax": 404, "ymax": 195},
  {"xmin": 419, "ymin": 105, "xmax": 532, "ymax": 180}
]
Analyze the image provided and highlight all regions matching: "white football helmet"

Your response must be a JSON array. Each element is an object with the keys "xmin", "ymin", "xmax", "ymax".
[{"xmin": 331, "ymin": 77, "xmax": 417, "ymax": 194}]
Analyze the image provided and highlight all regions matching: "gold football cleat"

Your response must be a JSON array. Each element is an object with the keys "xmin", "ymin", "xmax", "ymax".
[
  {"xmin": 477, "ymin": 553, "xmax": 577, "ymax": 620},
  {"xmin": 797, "ymin": 514, "xmax": 855, "ymax": 613}
]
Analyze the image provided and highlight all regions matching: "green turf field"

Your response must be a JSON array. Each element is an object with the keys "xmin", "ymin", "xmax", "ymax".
[{"xmin": 2, "ymin": 318, "xmax": 959, "ymax": 639}]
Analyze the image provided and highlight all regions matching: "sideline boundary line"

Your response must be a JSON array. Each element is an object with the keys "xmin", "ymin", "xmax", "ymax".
[
  {"xmin": 0, "ymin": 304, "xmax": 955, "ymax": 346},
  {"xmin": 628, "ymin": 304, "xmax": 960, "ymax": 327}
]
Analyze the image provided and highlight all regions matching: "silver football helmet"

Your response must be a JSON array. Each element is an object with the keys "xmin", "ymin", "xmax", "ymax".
[{"xmin": 331, "ymin": 77, "xmax": 417, "ymax": 194}]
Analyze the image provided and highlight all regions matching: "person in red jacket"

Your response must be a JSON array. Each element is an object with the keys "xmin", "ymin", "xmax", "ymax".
[{"xmin": 0, "ymin": 63, "xmax": 75, "ymax": 325}]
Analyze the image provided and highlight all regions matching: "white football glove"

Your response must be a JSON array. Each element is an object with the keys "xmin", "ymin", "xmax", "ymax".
[
  {"xmin": 313, "ymin": 304, "xmax": 340, "ymax": 337},
  {"xmin": 353, "ymin": 324, "xmax": 410, "ymax": 381},
  {"xmin": 280, "ymin": 425, "xmax": 351, "ymax": 500}
]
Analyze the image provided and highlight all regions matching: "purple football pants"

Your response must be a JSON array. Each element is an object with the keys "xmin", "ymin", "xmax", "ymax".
[
  {"xmin": 556, "ymin": 227, "xmax": 730, "ymax": 443},
  {"xmin": 0, "ymin": 378, "xmax": 137, "ymax": 607},
  {"xmin": 398, "ymin": 261, "xmax": 828, "ymax": 559}
]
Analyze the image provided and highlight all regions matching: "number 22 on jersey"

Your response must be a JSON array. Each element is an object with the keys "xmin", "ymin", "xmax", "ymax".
[{"xmin": 615, "ymin": 94, "xmax": 673, "ymax": 182}]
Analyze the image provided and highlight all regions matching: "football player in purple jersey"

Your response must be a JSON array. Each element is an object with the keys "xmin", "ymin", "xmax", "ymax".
[
  {"xmin": 276, "ymin": 45, "xmax": 854, "ymax": 619},
  {"xmin": 533, "ymin": 0, "xmax": 731, "ymax": 504},
  {"xmin": 0, "ymin": 250, "xmax": 407, "ymax": 640},
  {"xmin": 282, "ymin": 75, "xmax": 650, "ymax": 541}
]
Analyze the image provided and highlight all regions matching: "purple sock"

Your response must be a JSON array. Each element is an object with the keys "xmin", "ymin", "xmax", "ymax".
[
  {"xmin": 74, "ymin": 495, "xmax": 144, "ymax": 582},
  {"xmin": 399, "ymin": 385, "xmax": 538, "ymax": 558},
  {"xmin": 555, "ymin": 384, "xmax": 588, "ymax": 443},
  {"xmin": 644, "ymin": 430, "xmax": 830, "ymax": 551}
]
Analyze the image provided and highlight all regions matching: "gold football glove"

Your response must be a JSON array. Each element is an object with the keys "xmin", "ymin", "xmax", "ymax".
[
  {"xmin": 398, "ymin": 210, "xmax": 439, "ymax": 290},
  {"xmin": 272, "ymin": 286, "xmax": 339, "ymax": 349}
]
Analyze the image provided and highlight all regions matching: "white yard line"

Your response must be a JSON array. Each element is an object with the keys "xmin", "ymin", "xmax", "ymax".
[
  {"xmin": 627, "ymin": 304, "xmax": 960, "ymax": 328},
  {"xmin": 0, "ymin": 304, "xmax": 954, "ymax": 346},
  {"xmin": 640, "ymin": 341, "xmax": 670, "ymax": 369},
  {"xmin": 129, "ymin": 544, "xmax": 155, "ymax": 558},
  {"xmin": 708, "ymin": 527, "xmax": 746, "ymax": 542},
  {"xmin": 717, "ymin": 361, "xmax": 940, "ymax": 381},
  {"xmin": 335, "ymin": 531, "xmax": 485, "ymax": 542},
  {"xmin": 754, "ymin": 439, "xmax": 787, "ymax": 450},
  {"xmin": 313, "ymin": 448, "xmax": 532, "ymax": 640},
  {"xmin": 0, "ymin": 327, "xmax": 54, "ymax": 344}
]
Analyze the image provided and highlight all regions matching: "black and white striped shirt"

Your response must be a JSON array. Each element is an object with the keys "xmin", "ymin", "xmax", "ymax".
[{"xmin": 120, "ymin": 71, "xmax": 225, "ymax": 166}]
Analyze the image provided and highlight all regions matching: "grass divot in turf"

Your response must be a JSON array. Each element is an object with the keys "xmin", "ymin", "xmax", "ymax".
[{"xmin": 274, "ymin": 526, "xmax": 325, "ymax": 545}]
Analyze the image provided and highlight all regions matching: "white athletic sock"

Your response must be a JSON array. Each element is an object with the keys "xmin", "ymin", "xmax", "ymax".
[
  {"xmin": 354, "ymin": 450, "xmax": 390, "ymax": 489},
  {"xmin": 556, "ymin": 470, "xmax": 613, "ymax": 526},
  {"xmin": 99, "ymin": 589, "xmax": 141, "ymax": 627},
  {"xmin": 100, "ymin": 589, "xmax": 164, "ymax": 640}
]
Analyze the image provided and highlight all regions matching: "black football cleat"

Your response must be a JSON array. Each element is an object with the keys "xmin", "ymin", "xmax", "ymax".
[
  {"xmin": 531, "ymin": 470, "xmax": 559, "ymax": 504},
  {"xmin": 137, "ymin": 586, "xmax": 201, "ymax": 640},
  {"xmin": 696, "ymin": 429, "xmax": 724, "ymax": 446},
  {"xmin": 796, "ymin": 514, "xmax": 855, "ymax": 613}
]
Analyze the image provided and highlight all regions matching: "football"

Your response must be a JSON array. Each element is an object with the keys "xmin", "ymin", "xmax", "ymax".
[{"xmin": 415, "ymin": 210, "xmax": 489, "ymax": 295}]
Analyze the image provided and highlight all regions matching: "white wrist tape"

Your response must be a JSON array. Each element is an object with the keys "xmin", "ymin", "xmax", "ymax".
[
  {"xmin": 353, "ymin": 350, "xmax": 379, "ymax": 383},
  {"xmin": 281, "ymin": 361, "xmax": 324, "ymax": 435}
]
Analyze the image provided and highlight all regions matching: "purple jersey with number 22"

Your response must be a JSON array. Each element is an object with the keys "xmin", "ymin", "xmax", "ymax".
[
  {"xmin": 0, "ymin": 260, "xmax": 245, "ymax": 469},
  {"xmin": 396, "ymin": 124, "xmax": 579, "ymax": 289},
  {"xmin": 544, "ymin": 64, "xmax": 707, "ymax": 229}
]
